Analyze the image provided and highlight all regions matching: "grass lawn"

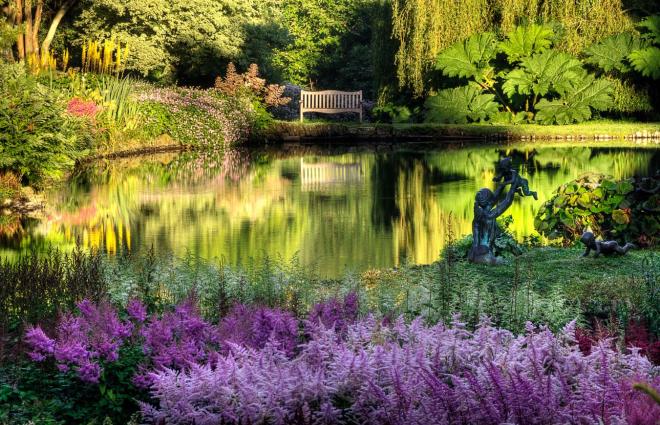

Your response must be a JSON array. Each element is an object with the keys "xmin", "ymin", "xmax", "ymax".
[{"xmin": 271, "ymin": 119, "xmax": 660, "ymax": 141}]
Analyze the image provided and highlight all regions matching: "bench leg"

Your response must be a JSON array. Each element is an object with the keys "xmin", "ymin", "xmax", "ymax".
[
  {"xmin": 359, "ymin": 110, "xmax": 363, "ymax": 123},
  {"xmin": 300, "ymin": 109, "xmax": 304, "ymax": 123}
]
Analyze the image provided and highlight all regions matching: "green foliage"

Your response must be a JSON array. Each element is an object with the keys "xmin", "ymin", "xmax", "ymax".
[
  {"xmin": 638, "ymin": 14, "xmax": 660, "ymax": 44},
  {"xmin": 499, "ymin": 24, "xmax": 555, "ymax": 63},
  {"xmin": 0, "ymin": 64, "xmax": 89, "ymax": 185},
  {"xmin": 502, "ymin": 51, "xmax": 583, "ymax": 98},
  {"xmin": 534, "ymin": 74, "xmax": 613, "ymax": 124},
  {"xmin": 584, "ymin": 33, "xmax": 644, "ymax": 73},
  {"xmin": 372, "ymin": 103, "xmax": 415, "ymax": 123},
  {"xmin": 628, "ymin": 46, "xmax": 660, "ymax": 79},
  {"xmin": 606, "ymin": 77, "xmax": 653, "ymax": 114},
  {"xmin": 0, "ymin": 348, "xmax": 144, "ymax": 424},
  {"xmin": 391, "ymin": 0, "xmax": 635, "ymax": 96},
  {"xmin": 534, "ymin": 173, "xmax": 659, "ymax": 245},
  {"xmin": 435, "ymin": 33, "xmax": 498, "ymax": 82},
  {"xmin": 75, "ymin": 0, "xmax": 282, "ymax": 84},
  {"xmin": 424, "ymin": 85, "xmax": 498, "ymax": 124},
  {"xmin": 429, "ymin": 24, "xmax": 615, "ymax": 125}
]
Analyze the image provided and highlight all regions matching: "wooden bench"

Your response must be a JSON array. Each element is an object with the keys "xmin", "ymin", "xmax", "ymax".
[{"xmin": 300, "ymin": 90, "xmax": 362, "ymax": 122}]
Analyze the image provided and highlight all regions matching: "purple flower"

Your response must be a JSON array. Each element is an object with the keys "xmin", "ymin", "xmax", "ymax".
[
  {"xmin": 25, "ymin": 326, "xmax": 55, "ymax": 361},
  {"xmin": 127, "ymin": 299, "xmax": 147, "ymax": 323}
]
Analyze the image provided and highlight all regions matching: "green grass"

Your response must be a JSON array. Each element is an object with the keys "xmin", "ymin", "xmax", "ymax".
[
  {"xmin": 270, "ymin": 119, "xmax": 660, "ymax": 141},
  {"xmin": 98, "ymin": 246, "xmax": 659, "ymax": 335}
]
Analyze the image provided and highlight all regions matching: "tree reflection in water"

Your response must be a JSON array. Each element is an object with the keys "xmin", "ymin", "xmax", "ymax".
[{"xmin": 2, "ymin": 144, "xmax": 658, "ymax": 277}]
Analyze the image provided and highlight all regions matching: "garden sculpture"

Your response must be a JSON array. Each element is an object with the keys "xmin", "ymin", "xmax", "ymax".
[
  {"xmin": 469, "ymin": 157, "xmax": 536, "ymax": 265},
  {"xmin": 493, "ymin": 157, "xmax": 538, "ymax": 200},
  {"xmin": 580, "ymin": 231, "xmax": 636, "ymax": 257}
]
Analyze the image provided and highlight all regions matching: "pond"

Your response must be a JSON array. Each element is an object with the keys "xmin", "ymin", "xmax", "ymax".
[{"xmin": 2, "ymin": 142, "xmax": 658, "ymax": 277}]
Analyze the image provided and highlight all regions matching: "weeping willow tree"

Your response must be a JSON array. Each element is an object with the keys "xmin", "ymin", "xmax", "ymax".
[
  {"xmin": 391, "ymin": 0, "xmax": 635, "ymax": 97},
  {"xmin": 391, "ymin": 0, "xmax": 492, "ymax": 97}
]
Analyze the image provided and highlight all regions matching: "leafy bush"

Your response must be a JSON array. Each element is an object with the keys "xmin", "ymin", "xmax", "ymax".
[
  {"xmin": 0, "ymin": 64, "xmax": 89, "ymax": 185},
  {"xmin": 534, "ymin": 173, "xmax": 659, "ymax": 245},
  {"xmin": 135, "ymin": 86, "xmax": 259, "ymax": 147},
  {"xmin": 425, "ymin": 24, "xmax": 613, "ymax": 125}
]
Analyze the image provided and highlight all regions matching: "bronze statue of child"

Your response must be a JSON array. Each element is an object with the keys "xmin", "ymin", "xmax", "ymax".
[
  {"xmin": 493, "ymin": 157, "xmax": 537, "ymax": 200},
  {"xmin": 580, "ymin": 231, "xmax": 636, "ymax": 257}
]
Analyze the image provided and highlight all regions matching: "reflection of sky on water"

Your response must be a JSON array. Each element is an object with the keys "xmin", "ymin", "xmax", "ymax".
[{"xmin": 2, "ymin": 143, "xmax": 658, "ymax": 278}]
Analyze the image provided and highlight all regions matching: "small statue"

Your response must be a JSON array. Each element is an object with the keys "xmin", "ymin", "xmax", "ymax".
[
  {"xmin": 468, "ymin": 183, "xmax": 518, "ymax": 265},
  {"xmin": 493, "ymin": 157, "xmax": 538, "ymax": 200},
  {"xmin": 580, "ymin": 231, "xmax": 636, "ymax": 257}
]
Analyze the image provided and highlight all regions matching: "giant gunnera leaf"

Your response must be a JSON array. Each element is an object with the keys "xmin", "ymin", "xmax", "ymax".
[
  {"xmin": 628, "ymin": 47, "xmax": 660, "ymax": 79},
  {"xmin": 500, "ymin": 24, "xmax": 555, "ymax": 63},
  {"xmin": 584, "ymin": 33, "xmax": 644, "ymax": 73},
  {"xmin": 424, "ymin": 85, "xmax": 499, "ymax": 124},
  {"xmin": 435, "ymin": 33, "xmax": 498, "ymax": 83},
  {"xmin": 535, "ymin": 74, "xmax": 613, "ymax": 124},
  {"xmin": 502, "ymin": 51, "xmax": 583, "ymax": 99},
  {"xmin": 638, "ymin": 15, "xmax": 660, "ymax": 44}
]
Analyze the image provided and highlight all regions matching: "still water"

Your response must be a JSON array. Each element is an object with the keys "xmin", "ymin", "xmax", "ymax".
[{"xmin": 2, "ymin": 142, "xmax": 659, "ymax": 277}]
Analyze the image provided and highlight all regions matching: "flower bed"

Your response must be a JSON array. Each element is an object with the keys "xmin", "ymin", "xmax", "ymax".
[{"xmin": 24, "ymin": 296, "xmax": 660, "ymax": 424}]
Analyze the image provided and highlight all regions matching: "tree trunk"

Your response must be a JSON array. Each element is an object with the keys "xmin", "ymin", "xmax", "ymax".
[
  {"xmin": 15, "ymin": 0, "xmax": 24, "ymax": 60},
  {"xmin": 41, "ymin": 0, "xmax": 76, "ymax": 54},
  {"xmin": 23, "ymin": 0, "xmax": 33, "ymax": 55},
  {"xmin": 31, "ymin": 0, "xmax": 42, "ymax": 55}
]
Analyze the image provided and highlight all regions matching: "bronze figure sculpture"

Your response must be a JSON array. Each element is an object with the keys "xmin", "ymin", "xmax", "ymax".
[
  {"xmin": 493, "ymin": 157, "xmax": 538, "ymax": 200},
  {"xmin": 580, "ymin": 231, "xmax": 636, "ymax": 257},
  {"xmin": 469, "ymin": 157, "xmax": 535, "ymax": 265}
]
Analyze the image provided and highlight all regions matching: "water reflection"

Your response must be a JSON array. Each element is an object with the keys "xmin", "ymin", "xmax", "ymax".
[{"xmin": 2, "ymin": 143, "xmax": 658, "ymax": 277}]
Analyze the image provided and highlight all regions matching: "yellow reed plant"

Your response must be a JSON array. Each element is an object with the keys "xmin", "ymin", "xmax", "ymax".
[
  {"xmin": 82, "ymin": 38, "xmax": 130, "ymax": 76},
  {"xmin": 26, "ymin": 50, "xmax": 57, "ymax": 75},
  {"xmin": 61, "ymin": 49, "xmax": 70, "ymax": 72}
]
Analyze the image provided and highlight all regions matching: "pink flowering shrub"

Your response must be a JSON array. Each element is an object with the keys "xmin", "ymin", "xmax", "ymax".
[
  {"xmin": 66, "ymin": 98, "xmax": 100, "ymax": 118},
  {"xmin": 25, "ymin": 299, "xmax": 660, "ymax": 424},
  {"xmin": 26, "ymin": 300, "xmax": 132, "ymax": 383},
  {"xmin": 137, "ymin": 87, "xmax": 257, "ymax": 148},
  {"xmin": 143, "ymin": 318, "xmax": 660, "ymax": 424}
]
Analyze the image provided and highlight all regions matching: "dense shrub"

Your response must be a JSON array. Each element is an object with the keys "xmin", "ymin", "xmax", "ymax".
[
  {"xmin": 535, "ymin": 173, "xmax": 660, "ymax": 245},
  {"xmin": 136, "ymin": 86, "xmax": 260, "ymax": 147},
  {"xmin": 425, "ymin": 24, "xmax": 613, "ymax": 125},
  {"xmin": 0, "ymin": 63, "xmax": 90, "ymax": 185}
]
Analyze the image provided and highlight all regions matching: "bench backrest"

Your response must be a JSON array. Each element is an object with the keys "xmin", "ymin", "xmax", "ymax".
[{"xmin": 300, "ymin": 90, "xmax": 362, "ymax": 122}]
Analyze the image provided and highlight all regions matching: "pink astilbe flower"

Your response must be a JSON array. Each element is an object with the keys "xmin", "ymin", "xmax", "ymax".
[
  {"xmin": 307, "ymin": 292, "xmax": 359, "ymax": 335},
  {"xmin": 143, "ymin": 317, "xmax": 660, "ymax": 425},
  {"xmin": 218, "ymin": 304, "xmax": 298, "ymax": 357},
  {"xmin": 66, "ymin": 97, "xmax": 100, "ymax": 118},
  {"xmin": 24, "ymin": 300, "xmax": 132, "ymax": 383},
  {"xmin": 127, "ymin": 298, "xmax": 147, "ymax": 323},
  {"xmin": 24, "ymin": 326, "xmax": 55, "ymax": 361}
]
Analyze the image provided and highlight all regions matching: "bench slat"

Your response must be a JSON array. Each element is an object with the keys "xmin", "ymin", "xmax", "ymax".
[{"xmin": 300, "ymin": 90, "xmax": 362, "ymax": 123}]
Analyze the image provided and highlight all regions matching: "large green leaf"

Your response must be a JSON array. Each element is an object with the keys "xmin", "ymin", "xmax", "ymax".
[
  {"xmin": 628, "ymin": 47, "xmax": 660, "ymax": 79},
  {"xmin": 424, "ymin": 85, "xmax": 499, "ymax": 124},
  {"xmin": 584, "ymin": 33, "xmax": 643, "ymax": 72},
  {"xmin": 638, "ymin": 15, "xmax": 660, "ymax": 44},
  {"xmin": 502, "ymin": 51, "xmax": 583, "ymax": 98},
  {"xmin": 500, "ymin": 24, "xmax": 554, "ymax": 63},
  {"xmin": 435, "ymin": 33, "xmax": 498, "ymax": 82},
  {"xmin": 535, "ymin": 74, "xmax": 613, "ymax": 124}
]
